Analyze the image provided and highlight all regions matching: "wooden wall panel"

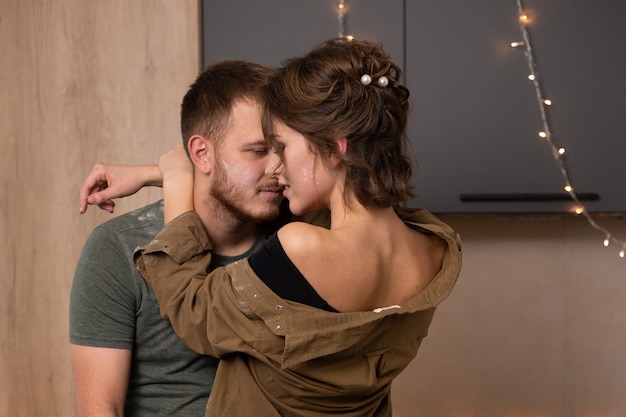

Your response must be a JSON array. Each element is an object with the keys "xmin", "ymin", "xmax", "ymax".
[{"xmin": 0, "ymin": 1, "xmax": 200, "ymax": 415}]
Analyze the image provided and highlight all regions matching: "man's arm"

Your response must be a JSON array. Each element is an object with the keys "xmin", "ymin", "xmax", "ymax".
[
  {"xmin": 70, "ymin": 223, "xmax": 139, "ymax": 416},
  {"xmin": 71, "ymin": 345, "xmax": 131, "ymax": 417}
]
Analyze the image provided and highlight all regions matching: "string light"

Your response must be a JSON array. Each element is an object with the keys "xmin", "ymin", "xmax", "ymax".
[{"xmin": 513, "ymin": 0, "xmax": 625, "ymax": 258}]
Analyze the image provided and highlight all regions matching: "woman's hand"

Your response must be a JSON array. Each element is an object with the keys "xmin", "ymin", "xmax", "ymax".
[
  {"xmin": 79, "ymin": 164, "xmax": 162, "ymax": 214},
  {"xmin": 159, "ymin": 144, "xmax": 194, "ymax": 223}
]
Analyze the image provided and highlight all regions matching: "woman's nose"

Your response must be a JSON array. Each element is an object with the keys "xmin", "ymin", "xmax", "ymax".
[{"xmin": 266, "ymin": 150, "xmax": 283, "ymax": 175}]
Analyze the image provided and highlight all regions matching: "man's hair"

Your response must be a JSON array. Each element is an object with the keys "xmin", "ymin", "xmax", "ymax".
[
  {"xmin": 263, "ymin": 38, "xmax": 414, "ymax": 208},
  {"xmin": 181, "ymin": 60, "xmax": 274, "ymax": 150}
]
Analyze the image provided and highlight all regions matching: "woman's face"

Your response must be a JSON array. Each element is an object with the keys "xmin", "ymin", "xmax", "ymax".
[{"xmin": 267, "ymin": 121, "xmax": 335, "ymax": 216}]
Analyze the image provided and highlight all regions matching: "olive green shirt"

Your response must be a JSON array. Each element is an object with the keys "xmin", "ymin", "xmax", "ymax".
[{"xmin": 134, "ymin": 207, "xmax": 462, "ymax": 416}]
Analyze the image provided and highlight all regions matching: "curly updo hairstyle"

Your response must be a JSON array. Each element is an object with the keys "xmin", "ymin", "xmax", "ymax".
[{"xmin": 262, "ymin": 38, "xmax": 414, "ymax": 209}]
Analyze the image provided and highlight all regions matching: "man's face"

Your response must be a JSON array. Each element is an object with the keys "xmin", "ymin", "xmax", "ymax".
[{"xmin": 208, "ymin": 99, "xmax": 284, "ymax": 223}]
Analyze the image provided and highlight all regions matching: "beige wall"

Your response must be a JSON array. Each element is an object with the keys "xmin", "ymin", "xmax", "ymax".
[
  {"xmin": 393, "ymin": 215, "xmax": 626, "ymax": 417},
  {"xmin": 0, "ymin": 1, "xmax": 200, "ymax": 415},
  {"xmin": 1, "ymin": 1, "xmax": 625, "ymax": 416}
]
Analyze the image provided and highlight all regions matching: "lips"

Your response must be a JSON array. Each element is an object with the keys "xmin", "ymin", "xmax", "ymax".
[
  {"xmin": 266, "ymin": 186, "xmax": 284, "ymax": 193},
  {"xmin": 259, "ymin": 185, "xmax": 285, "ymax": 200}
]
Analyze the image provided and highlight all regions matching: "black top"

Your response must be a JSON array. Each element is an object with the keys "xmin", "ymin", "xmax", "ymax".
[{"xmin": 249, "ymin": 233, "xmax": 338, "ymax": 312}]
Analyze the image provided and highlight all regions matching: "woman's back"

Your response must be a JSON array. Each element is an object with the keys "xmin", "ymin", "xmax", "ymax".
[{"xmin": 277, "ymin": 206, "xmax": 447, "ymax": 312}]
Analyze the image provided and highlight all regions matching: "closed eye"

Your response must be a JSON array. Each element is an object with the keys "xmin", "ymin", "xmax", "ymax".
[{"xmin": 248, "ymin": 147, "xmax": 269, "ymax": 156}]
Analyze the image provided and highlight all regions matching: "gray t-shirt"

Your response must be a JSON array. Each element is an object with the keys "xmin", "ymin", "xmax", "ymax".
[{"xmin": 70, "ymin": 200, "xmax": 267, "ymax": 416}]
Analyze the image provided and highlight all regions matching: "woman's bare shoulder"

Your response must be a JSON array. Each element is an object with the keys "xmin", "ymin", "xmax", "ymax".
[{"xmin": 276, "ymin": 221, "xmax": 329, "ymax": 255}]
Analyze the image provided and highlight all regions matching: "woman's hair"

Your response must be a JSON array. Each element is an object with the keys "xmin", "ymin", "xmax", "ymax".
[{"xmin": 262, "ymin": 38, "xmax": 415, "ymax": 208}]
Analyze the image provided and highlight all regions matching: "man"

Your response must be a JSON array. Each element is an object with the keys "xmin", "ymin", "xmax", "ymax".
[{"xmin": 70, "ymin": 60, "xmax": 283, "ymax": 416}]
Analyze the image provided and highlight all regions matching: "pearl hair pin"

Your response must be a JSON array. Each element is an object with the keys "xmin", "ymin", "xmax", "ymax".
[
  {"xmin": 360, "ymin": 74, "xmax": 372, "ymax": 86},
  {"xmin": 360, "ymin": 74, "xmax": 389, "ymax": 87}
]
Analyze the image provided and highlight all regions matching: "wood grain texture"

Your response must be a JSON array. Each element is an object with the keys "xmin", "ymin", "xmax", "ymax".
[{"xmin": 0, "ymin": 1, "xmax": 200, "ymax": 415}]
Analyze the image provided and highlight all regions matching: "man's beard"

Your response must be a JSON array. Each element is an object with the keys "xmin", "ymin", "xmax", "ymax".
[{"xmin": 208, "ymin": 161, "xmax": 280, "ymax": 224}]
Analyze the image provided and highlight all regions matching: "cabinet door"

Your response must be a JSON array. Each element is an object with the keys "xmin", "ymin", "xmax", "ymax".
[
  {"xmin": 204, "ymin": 0, "xmax": 626, "ymax": 214},
  {"xmin": 405, "ymin": 0, "xmax": 626, "ymax": 214},
  {"xmin": 202, "ymin": 0, "xmax": 404, "ymax": 69}
]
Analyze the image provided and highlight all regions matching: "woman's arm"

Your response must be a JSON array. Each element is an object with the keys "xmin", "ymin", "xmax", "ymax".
[
  {"xmin": 133, "ymin": 211, "xmax": 253, "ymax": 357},
  {"xmin": 78, "ymin": 144, "xmax": 193, "ymax": 215},
  {"xmin": 79, "ymin": 163, "xmax": 162, "ymax": 214},
  {"xmin": 158, "ymin": 144, "xmax": 194, "ymax": 223}
]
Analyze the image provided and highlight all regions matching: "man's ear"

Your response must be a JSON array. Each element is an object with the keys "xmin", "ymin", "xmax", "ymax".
[
  {"xmin": 188, "ymin": 135, "xmax": 213, "ymax": 174},
  {"xmin": 330, "ymin": 136, "xmax": 347, "ymax": 166}
]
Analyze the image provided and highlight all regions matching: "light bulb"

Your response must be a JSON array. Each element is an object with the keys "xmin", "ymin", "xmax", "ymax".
[
  {"xmin": 543, "ymin": 99, "xmax": 552, "ymax": 106},
  {"xmin": 557, "ymin": 147, "xmax": 566, "ymax": 156},
  {"xmin": 538, "ymin": 131, "xmax": 547, "ymax": 138},
  {"xmin": 564, "ymin": 185, "xmax": 573, "ymax": 193},
  {"xmin": 511, "ymin": 41, "xmax": 524, "ymax": 48},
  {"xmin": 603, "ymin": 235, "xmax": 611, "ymax": 247},
  {"xmin": 575, "ymin": 207, "xmax": 584, "ymax": 215},
  {"xmin": 528, "ymin": 74, "xmax": 536, "ymax": 81}
]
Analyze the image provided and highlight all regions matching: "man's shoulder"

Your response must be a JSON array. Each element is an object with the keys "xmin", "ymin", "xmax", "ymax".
[
  {"xmin": 76, "ymin": 201, "xmax": 165, "ymax": 285},
  {"xmin": 88, "ymin": 200, "xmax": 165, "ymax": 248},
  {"xmin": 95, "ymin": 200, "xmax": 164, "ymax": 233}
]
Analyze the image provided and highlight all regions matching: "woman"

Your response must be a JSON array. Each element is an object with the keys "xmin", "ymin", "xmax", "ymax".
[{"xmin": 101, "ymin": 39, "xmax": 461, "ymax": 416}]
